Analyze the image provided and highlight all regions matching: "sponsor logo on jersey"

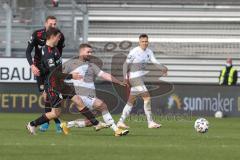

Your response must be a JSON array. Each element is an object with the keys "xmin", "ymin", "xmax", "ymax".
[{"xmin": 47, "ymin": 58, "xmax": 55, "ymax": 67}]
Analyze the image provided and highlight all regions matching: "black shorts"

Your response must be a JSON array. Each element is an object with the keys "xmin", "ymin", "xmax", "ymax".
[
  {"xmin": 46, "ymin": 83, "xmax": 76, "ymax": 108},
  {"xmin": 36, "ymin": 76, "xmax": 45, "ymax": 92}
]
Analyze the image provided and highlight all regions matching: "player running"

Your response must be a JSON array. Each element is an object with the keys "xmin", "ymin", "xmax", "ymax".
[
  {"xmin": 117, "ymin": 34, "xmax": 168, "ymax": 129},
  {"xmin": 26, "ymin": 28, "xmax": 108, "ymax": 135},
  {"xmin": 25, "ymin": 16, "xmax": 64, "ymax": 133},
  {"xmin": 61, "ymin": 43, "xmax": 129, "ymax": 136}
]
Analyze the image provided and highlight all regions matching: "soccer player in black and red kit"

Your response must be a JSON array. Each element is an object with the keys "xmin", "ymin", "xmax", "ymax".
[
  {"xmin": 26, "ymin": 16, "xmax": 64, "ymax": 133},
  {"xmin": 26, "ymin": 27, "xmax": 108, "ymax": 135}
]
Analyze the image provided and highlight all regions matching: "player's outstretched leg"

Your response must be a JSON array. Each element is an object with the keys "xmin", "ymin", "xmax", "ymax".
[
  {"xmin": 60, "ymin": 107, "xmax": 108, "ymax": 135},
  {"xmin": 93, "ymin": 98, "xmax": 129, "ymax": 136},
  {"xmin": 117, "ymin": 103, "xmax": 132, "ymax": 129},
  {"xmin": 39, "ymin": 94, "xmax": 62, "ymax": 133},
  {"xmin": 26, "ymin": 114, "xmax": 50, "ymax": 135},
  {"xmin": 26, "ymin": 108, "xmax": 61, "ymax": 135},
  {"xmin": 117, "ymin": 94, "xmax": 136, "ymax": 129},
  {"xmin": 60, "ymin": 95, "xmax": 107, "ymax": 135},
  {"xmin": 67, "ymin": 119, "xmax": 92, "ymax": 128},
  {"xmin": 61, "ymin": 119, "xmax": 109, "ymax": 135}
]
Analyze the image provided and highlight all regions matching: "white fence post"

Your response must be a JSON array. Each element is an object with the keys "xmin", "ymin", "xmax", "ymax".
[
  {"xmin": 3, "ymin": 3, "xmax": 12, "ymax": 57},
  {"xmin": 82, "ymin": 4, "xmax": 89, "ymax": 43}
]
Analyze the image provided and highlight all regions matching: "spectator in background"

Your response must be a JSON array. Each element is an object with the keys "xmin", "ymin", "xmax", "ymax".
[
  {"xmin": 52, "ymin": 0, "xmax": 59, "ymax": 7},
  {"xmin": 219, "ymin": 58, "xmax": 238, "ymax": 85}
]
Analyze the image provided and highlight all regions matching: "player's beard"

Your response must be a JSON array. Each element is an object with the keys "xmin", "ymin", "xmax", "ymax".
[{"xmin": 83, "ymin": 55, "xmax": 90, "ymax": 61}]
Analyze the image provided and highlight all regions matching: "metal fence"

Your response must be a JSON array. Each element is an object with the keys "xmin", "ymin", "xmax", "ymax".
[{"xmin": 1, "ymin": 1, "xmax": 240, "ymax": 58}]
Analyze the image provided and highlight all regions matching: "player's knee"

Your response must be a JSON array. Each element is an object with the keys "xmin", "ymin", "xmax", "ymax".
[
  {"xmin": 143, "ymin": 98, "xmax": 151, "ymax": 108},
  {"xmin": 127, "ymin": 98, "xmax": 136, "ymax": 106},
  {"xmin": 46, "ymin": 110, "xmax": 59, "ymax": 119},
  {"xmin": 93, "ymin": 99, "xmax": 106, "ymax": 111},
  {"xmin": 143, "ymin": 95, "xmax": 151, "ymax": 102},
  {"xmin": 72, "ymin": 95, "xmax": 85, "ymax": 110},
  {"xmin": 128, "ymin": 95, "xmax": 137, "ymax": 106},
  {"xmin": 144, "ymin": 97, "xmax": 150, "ymax": 102},
  {"xmin": 76, "ymin": 102, "xmax": 85, "ymax": 110},
  {"xmin": 142, "ymin": 93, "xmax": 151, "ymax": 100},
  {"xmin": 55, "ymin": 112, "xmax": 61, "ymax": 118},
  {"xmin": 52, "ymin": 109, "xmax": 61, "ymax": 118},
  {"xmin": 101, "ymin": 102, "xmax": 108, "ymax": 111},
  {"xmin": 97, "ymin": 101, "xmax": 107, "ymax": 112}
]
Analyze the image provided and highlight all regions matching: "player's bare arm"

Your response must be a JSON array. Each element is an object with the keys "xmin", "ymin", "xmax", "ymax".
[{"xmin": 99, "ymin": 72, "xmax": 127, "ymax": 86}]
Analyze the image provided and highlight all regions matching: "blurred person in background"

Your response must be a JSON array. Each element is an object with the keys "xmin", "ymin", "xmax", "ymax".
[
  {"xmin": 52, "ymin": 0, "xmax": 59, "ymax": 7},
  {"xmin": 219, "ymin": 58, "xmax": 238, "ymax": 86}
]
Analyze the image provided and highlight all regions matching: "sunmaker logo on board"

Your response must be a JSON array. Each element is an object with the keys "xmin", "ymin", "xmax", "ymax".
[{"xmin": 168, "ymin": 93, "xmax": 234, "ymax": 112}]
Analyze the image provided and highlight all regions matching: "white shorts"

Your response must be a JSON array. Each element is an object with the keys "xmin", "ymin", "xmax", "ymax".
[
  {"xmin": 130, "ymin": 85, "xmax": 148, "ymax": 95},
  {"xmin": 78, "ymin": 95, "xmax": 96, "ymax": 110}
]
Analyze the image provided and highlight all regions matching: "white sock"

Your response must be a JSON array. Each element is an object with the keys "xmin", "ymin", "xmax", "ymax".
[
  {"xmin": 67, "ymin": 119, "xmax": 86, "ymax": 128},
  {"xmin": 119, "ymin": 104, "xmax": 133, "ymax": 123},
  {"xmin": 102, "ymin": 111, "xmax": 118, "ymax": 131},
  {"xmin": 144, "ymin": 99, "xmax": 153, "ymax": 123},
  {"xmin": 67, "ymin": 121, "xmax": 75, "ymax": 128},
  {"xmin": 75, "ymin": 119, "xmax": 86, "ymax": 128}
]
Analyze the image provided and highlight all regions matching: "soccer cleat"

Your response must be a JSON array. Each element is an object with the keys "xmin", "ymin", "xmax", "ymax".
[
  {"xmin": 39, "ymin": 122, "xmax": 49, "ymax": 132},
  {"xmin": 117, "ymin": 121, "xmax": 130, "ymax": 129},
  {"xmin": 60, "ymin": 122, "xmax": 70, "ymax": 135},
  {"xmin": 148, "ymin": 121, "xmax": 162, "ymax": 129},
  {"xmin": 94, "ymin": 121, "xmax": 111, "ymax": 131},
  {"xmin": 26, "ymin": 122, "xmax": 36, "ymax": 135},
  {"xmin": 114, "ymin": 128, "xmax": 129, "ymax": 137},
  {"xmin": 55, "ymin": 123, "xmax": 62, "ymax": 134}
]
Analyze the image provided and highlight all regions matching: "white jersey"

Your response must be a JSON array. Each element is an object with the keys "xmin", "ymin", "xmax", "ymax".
[
  {"xmin": 126, "ymin": 46, "xmax": 160, "ymax": 79},
  {"xmin": 64, "ymin": 59, "xmax": 103, "ymax": 97},
  {"xmin": 71, "ymin": 63, "xmax": 103, "ymax": 89}
]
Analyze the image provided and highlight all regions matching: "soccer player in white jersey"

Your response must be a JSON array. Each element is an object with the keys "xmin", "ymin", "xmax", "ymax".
[
  {"xmin": 61, "ymin": 43, "xmax": 129, "ymax": 137},
  {"xmin": 117, "ymin": 34, "xmax": 168, "ymax": 129}
]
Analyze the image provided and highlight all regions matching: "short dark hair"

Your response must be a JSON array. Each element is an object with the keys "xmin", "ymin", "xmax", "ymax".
[
  {"xmin": 79, "ymin": 43, "xmax": 92, "ymax": 50},
  {"xmin": 45, "ymin": 15, "xmax": 57, "ymax": 22},
  {"xmin": 139, "ymin": 34, "xmax": 148, "ymax": 39},
  {"xmin": 46, "ymin": 27, "xmax": 60, "ymax": 39}
]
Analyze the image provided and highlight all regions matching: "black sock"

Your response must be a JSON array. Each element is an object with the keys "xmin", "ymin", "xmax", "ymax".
[
  {"xmin": 30, "ymin": 114, "xmax": 49, "ymax": 127},
  {"xmin": 80, "ymin": 107, "xmax": 99, "ymax": 125}
]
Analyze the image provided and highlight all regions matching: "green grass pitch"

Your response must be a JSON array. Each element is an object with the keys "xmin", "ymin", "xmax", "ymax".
[{"xmin": 0, "ymin": 113, "xmax": 239, "ymax": 160}]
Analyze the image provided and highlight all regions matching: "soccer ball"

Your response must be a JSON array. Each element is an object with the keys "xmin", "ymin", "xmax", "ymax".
[
  {"xmin": 194, "ymin": 118, "xmax": 209, "ymax": 133},
  {"xmin": 214, "ymin": 111, "xmax": 223, "ymax": 118}
]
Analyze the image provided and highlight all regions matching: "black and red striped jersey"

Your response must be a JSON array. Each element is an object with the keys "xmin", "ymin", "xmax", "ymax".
[{"xmin": 40, "ymin": 45, "xmax": 71, "ymax": 90}]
